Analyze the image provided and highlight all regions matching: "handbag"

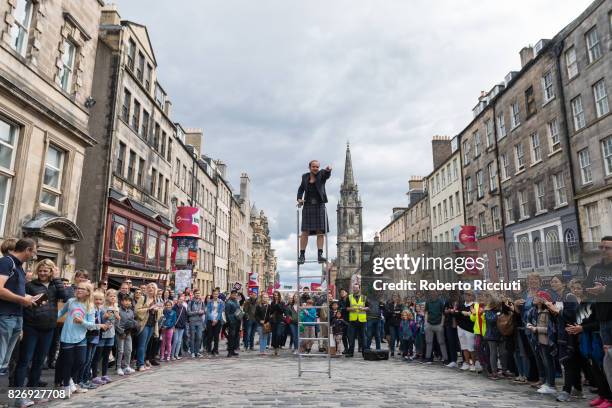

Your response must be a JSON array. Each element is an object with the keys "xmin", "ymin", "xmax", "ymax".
[
  {"xmin": 284, "ymin": 316, "xmax": 292, "ymax": 325},
  {"xmin": 234, "ymin": 307, "xmax": 245, "ymax": 320},
  {"xmin": 263, "ymin": 305, "xmax": 272, "ymax": 333}
]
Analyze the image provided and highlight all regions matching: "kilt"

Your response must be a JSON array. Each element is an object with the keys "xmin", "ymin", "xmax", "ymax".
[{"xmin": 301, "ymin": 203, "xmax": 328, "ymax": 235}]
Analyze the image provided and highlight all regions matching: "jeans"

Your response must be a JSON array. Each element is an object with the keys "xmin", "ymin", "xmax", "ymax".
[
  {"xmin": 205, "ymin": 321, "xmax": 221, "ymax": 353},
  {"xmin": 488, "ymin": 340, "xmax": 507, "ymax": 373},
  {"xmin": 116, "ymin": 335, "xmax": 132, "ymax": 369},
  {"xmin": 347, "ymin": 321, "xmax": 365, "ymax": 354},
  {"xmin": 14, "ymin": 326, "xmax": 54, "ymax": 387},
  {"xmin": 171, "ymin": 328, "xmax": 185, "ymax": 358},
  {"xmin": 365, "ymin": 319, "xmax": 381, "ymax": 350},
  {"xmin": 0, "ymin": 315, "xmax": 22, "ymax": 371},
  {"xmin": 91, "ymin": 343, "xmax": 112, "ymax": 378},
  {"xmin": 190, "ymin": 323, "xmax": 203, "ymax": 354},
  {"xmin": 271, "ymin": 321, "xmax": 284, "ymax": 349},
  {"xmin": 540, "ymin": 344, "xmax": 556, "ymax": 387},
  {"xmin": 445, "ymin": 326, "xmax": 459, "ymax": 363},
  {"xmin": 227, "ymin": 320, "xmax": 240, "ymax": 353},
  {"xmin": 289, "ymin": 323, "xmax": 298, "ymax": 350},
  {"xmin": 79, "ymin": 342, "xmax": 97, "ymax": 384},
  {"xmin": 388, "ymin": 325, "xmax": 399, "ymax": 353},
  {"xmin": 425, "ymin": 322, "xmax": 448, "ymax": 361},
  {"xmin": 400, "ymin": 338, "xmax": 414, "ymax": 355},
  {"xmin": 563, "ymin": 351, "xmax": 583, "ymax": 393},
  {"xmin": 257, "ymin": 324, "xmax": 268, "ymax": 352},
  {"xmin": 59, "ymin": 341, "xmax": 86, "ymax": 386},
  {"xmin": 243, "ymin": 320, "xmax": 257, "ymax": 349},
  {"xmin": 136, "ymin": 325, "xmax": 154, "ymax": 368}
]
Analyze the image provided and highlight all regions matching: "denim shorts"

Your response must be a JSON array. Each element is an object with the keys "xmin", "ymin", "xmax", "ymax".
[{"xmin": 98, "ymin": 337, "xmax": 115, "ymax": 347}]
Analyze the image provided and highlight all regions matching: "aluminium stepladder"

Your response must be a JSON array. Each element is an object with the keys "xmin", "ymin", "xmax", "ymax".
[{"xmin": 296, "ymin": 205, "xmax": 331, "ymax": 378}]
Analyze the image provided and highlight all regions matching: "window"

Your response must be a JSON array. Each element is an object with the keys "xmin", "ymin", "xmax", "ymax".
[
  {"xmin": 534, "ymin": 238, "xmax": 544, "ymax": 268},
  {"xmin": 485, "ymin": 119, "xmax": 494, "ymax": 147},
  {"xmin": 155, "ymin": 83, "xmax": 165, "ymax": 108},
  {"xmin": 40, "ymin": 145, "xmax": 64, "ymax": 208},
  {"xmin": 463, "ymin": 140, "xmax": 471, "ymax": 164},
  {"xmin": 553, "ymin": 172, "xmax": 567, "ymax": 206},
  {"xmin": 127, "ymin": 38, "xmax": 136, "ymax": 71},
  {"xmin": 137, "ymin": 52, "xmax": 145, "ymax": 81},
  {"xmin": 348, "ymin": 247, "xmax": 356, "ymax": 264},
  {"xmin": 565, "ymin": 46, "xmax": 578, "ymax": 79},
  {"xmin": 137, "ymin": 158, "xmax": 144, "ymax": 187},
  {"xmin": 141, "ymin": 110, "xmax": 150, "ymax": 139},
  {"xmin": 0, "ymin": 119, "xmax": 18, "ymax": 235},
  {"xmin": 546, "ymin": 230, "xmax": 562, "ymax": 266},
  {"xmin": 578, "ymin": 148, "xmax": 593, "ymax": 184},
  {"xmin": 455, "ymin": 192, "xmax": 461, "ymax": 214},
  {"xmin": 121, "ymin": 89, "xmax": 131, "ymax": 122},
  {"xmin": 182, "ymin": 164, "xmax": 187, "ymax": 190},
  {"xmin": 497, "ymin": 113, "xmax": 506, "ymax": 139},
  {"xmin": 565, "ymin": 229, "xmax": 579, "ymax": 264},
  {"xmin": 58, "ymin": 39, "xmax": 77, "ymax": 92},
  {"xmin": 160, "ymin": 132, "xmax": 167, "ymax": 158},
  {"xmin": 535, "ymin": 181, "xmax": 545, "ymax": 212},
  {"xmin": 548, "ymin": 119, "xmax": 560, "ymax": 151},
  {"xmin": 476, "ymin": 170, "xmax": 484, "ymax": 198},
  {"xmin": 174, "ymin": 158, "xmax": 180, "ymax": 185},
  {"xmin": 116, "ymin": 142, "xmax": 126, "ymax": 176},
  {"xmin": 515, "ymin": 143, "xmax": 525, "ymax": 171},
  {"xmin": 152, "ymin": 123, "xmax": 160, "ymax": 150},
  {"xmin": 488, "ymin": 162, "xmax": 497, "ymax": 191},
  {"xmin": 150, "ymin": 168, "xmax": 157, "ymax": 195},
  {"xmin": 491, "ymin": 206, "xmax": 501, "ymax": 231},
  {"xmin": 501, "ymin": 153, "xmax": 510, "ymax": 180},
  {"xmin": 510, "ymin": 102, "xmax": 520, "ymax": 128},
  {"xmin": 603, "ymin": 136, "xmax": 612, "ymax": 176},
  {"xmin": 145, "ymin": 63, "xmax": 152, "ymax": 91},
  {"xmin": 452, "ymin": 159, "xmax": 458, "ymax": 180},
  {"xmin": 508, "ymin": 243, "xmax": 517, "ymax": 271},
  {"xmin": 443, "ymin": 200, "xmax": 448, "ymax": 221},
  {"xmin": 586, "ymin": 27, "xmax": 602, "ymax": 63},
  {"xmin": 585, "ymin": 203, "xmax": 601, "ymax": 242},
  {"xmin": 449, "ymin": 195, "xmax": 454, "ymax": 217},
  {"xmin": 495, "ymin": 249, "xmax": 503, "ymax": 275},
  {"xmin": 504, "ymin": 197, "xmax": 514, "ymax": 224},
  {"xmin": 132, "ymin": 100, "xmax": 141, "ymax": 131},
  {"xmin": 525, "ymin": 86, "xmax": 536, "ymax": 117},
  {"xmin": 164, "ymin": 179, "xmax": 169, "ymax": 204},
  {"xmin": 167, "ymin": 139, "xmax": 172, "ymax": 162},
  {"xmin": 474, "ymin": 132, "xmax": 481, "ymax": 157},
  {"xmin": 157, "ymin": 172, "xmax": 163, "ymax": 200},
  {"xmin": 542, "ymin": 71, "xmax": 555, "ymax": 103},
  {"xmin": 432, "ymin": 208, "xmax": 437, "ymax": 227},
  {"xmin": 127, "ymin": 150, "xmax": 136, "ymax": 182},
  {"xmin": 10, "ymin": 0, "xmax": 33, "ymax": 56},
  {"xmin": 571, "ymin": 96, "xmax": 585, "ymax": 131},
  {"xmin": 519, "ymin": 237, "xmax": 532, "ymax": 269},
  {"xmin": 465, "ymin": 177, "xmax": 473, "ymax": 203},
  {"xmin": 478, "ymin": 212, "xmax": 487, "ymax": 236},
  {"xmin": 519, "ymin": 190, "xmax": 528, "ymax": 219},
  {"xmin": 530, "ymin": 133, "xmax": 541, "ymax": 163},
  {"xmin": 593, "ymin": 80, "xmax": 609, "ymax": 118}
]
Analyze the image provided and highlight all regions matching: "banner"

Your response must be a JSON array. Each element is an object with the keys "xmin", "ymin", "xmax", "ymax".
[
  {"xmin": 173, "ymin": 206, "xmax": 201, "ymax": 238},
  {"xmin": 454, "ymin": 225, "xmax": 478, "ymax": 252},
  {"xmin": 171, "ymin": 237, "xmax": 198, "ymax": 268},
  {"xmin": 175, "ymin": 269, "xmax": 192, "ymax": 295}
]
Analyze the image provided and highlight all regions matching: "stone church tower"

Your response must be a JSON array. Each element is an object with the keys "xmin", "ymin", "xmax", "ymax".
[{"xmin": 335, "ymin": 143, "xmax": 363, "ymax": 292}]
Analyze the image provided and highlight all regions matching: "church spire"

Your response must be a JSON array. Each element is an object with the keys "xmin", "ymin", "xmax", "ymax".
[{"xmin": 342, "ymin": 142, "xmax": 355, "ymax": 189}]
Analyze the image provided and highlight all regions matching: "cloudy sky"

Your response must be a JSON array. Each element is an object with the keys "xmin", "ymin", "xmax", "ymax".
[{"xmin": 114, "ymin": 0, "xmax": 592, "ymax": 285}]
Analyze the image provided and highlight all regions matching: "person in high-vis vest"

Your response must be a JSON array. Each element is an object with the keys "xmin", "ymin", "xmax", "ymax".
[
  {"xmin": 346, "ymin": 284, "xmax": 368, "ymax": 357},
  {"xmin": 469, "ymin": 293, "xmax": 486, "ymax": 373}
]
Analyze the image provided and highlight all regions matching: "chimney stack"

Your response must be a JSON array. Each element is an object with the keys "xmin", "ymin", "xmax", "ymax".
[
  {"xmin": 520, "ymin": 46, "xmax": 535, "ymax": 68},
  {"xmin": 101, "ymin": 4, "xmax": 121, "ymax": 25},
  {"xmin": 431, "ymin": 135, "xmax": 452, "ymax": 169}
]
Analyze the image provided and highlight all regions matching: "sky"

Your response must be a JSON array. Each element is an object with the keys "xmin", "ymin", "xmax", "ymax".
[{"xmin": 113, "ymin": 0, "xmax": 593, "ymax": 286}]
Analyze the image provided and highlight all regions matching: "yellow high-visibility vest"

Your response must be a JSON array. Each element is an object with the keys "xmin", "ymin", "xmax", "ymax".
[{"xmin": 348, "ymin": 294, "xmax": 366, "ymax": 322}]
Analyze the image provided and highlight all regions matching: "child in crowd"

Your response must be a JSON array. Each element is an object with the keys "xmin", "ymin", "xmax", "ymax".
[
  {"xmin": 91, "ymin": 289, "xmax": 119, "ymax": 385},
  {"xmin": 160, "ymin": 300, "xmax": 177, "ymax": 361},
  {"xmin": 57, "ymin": 282, "xmax": 107, "ymax": 397},
  {"xmin": 399, "ymin": 310, "xmax": 417, "ymax": 360},
  {"xmin": 115, "ymin": 294, "xmax": 137, "ymax": 375},
  {"xmin": 470, "ymin": 292, "xmax": 487, "ymax": 374},
  {"xmin": 483, "ymin": 293, "xmax": 504, "ymax": 380},
  {"xmin": 414, "ymin": 304, "xmax": 425, "ymax": 360},
  {"xmin": 299, "ymin": 299, "xmax": 317, "ymax": 353},
  {"xmin": 331, "ymin": 310, "xmax": 347, "ymax": 355},
  {"xmin": 78, "ymin": 290, "xmax": 103, "ymax": 390},
  {"xmin": 526, "ymin": 291, "xmax": 557, "ymax": 395}
]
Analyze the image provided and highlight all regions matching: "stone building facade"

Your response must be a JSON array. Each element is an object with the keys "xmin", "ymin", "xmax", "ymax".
[
  {"xmin": 559, "ymin": 0, "xmax": 612, "ymax": 256},
  {"xmin": 250, "ymin": 207, "xmax": 275, "ymax": 290},
  {"xmin": 0, "ymin": 0, "xmax": 103, "ymax": 278},
  {"xmin": 75, "ymin": 6, "xmax": 175, "ymax": 286}
]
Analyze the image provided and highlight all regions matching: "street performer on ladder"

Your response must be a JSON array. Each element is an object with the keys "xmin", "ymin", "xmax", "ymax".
[{"xmin": 297, "ymin": 160, "xmax": 331, "ymax": 264}]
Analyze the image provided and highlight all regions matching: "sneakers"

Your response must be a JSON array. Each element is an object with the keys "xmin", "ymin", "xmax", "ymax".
[
  {"xmin": 460, "ymin": 363, "xmax": 471, "ymax": 371},
  {"xmin": 63, "ymin": 386, "xmax": 71, "ymax": 399},
  {"xmin": 74, "ymin": 385, "xmax": 87, "ymax": 393},
  {"xmin": 69, "ymin": 379, "xmax": 77, "ymax": 393},
  {"xmin": 446, "ymin": 361, "xmax": 458, "ymax": 368},
  {"xmin": 474, "ymin": 362, "xmax": 483, "ymax": 373},
  {"xmin": 191, "ymin": 353, "xmax": 196, "ymax": 358},
  {"xmin": 537, "ymin": 384, "xmax": 557, "ymax": 394},
  {"xmin": 117, "ymin": 368, "xmax": 125, "ymax": 376},
  {"xmin": 570, "ymin": 389, "xmax": 583, "ymax": 399},
  {"xmin": 556, "ymin": 391, "xmax": 571, "ymax": 402},
  {"xmin": 595, "ymin": 401, "xmax": 612, "ymax": 408},
  {"xmin": 125, "ymin": 366, "xmax": 135, "ymax": 374},
  {"xmin": 101, "ymin": 375, "xmax": 112, "ymax": 383},
  {"xmin": 15, "ymin": 398, "xmax": 35, "ymax": 408},
  {"xmin": 137, "ymin": 366, "xmax": 147, "ymax": 372},
  {"xmin": 92, "ymin": 377, "xmax": 105, "ymax": 385},
  {"xmin": 82, "ymin": 381, "xmax": 98, "ymax": 390},
  {"xmin": 423, "ymin": 358, "xmax": 433, "ymax": 365}
]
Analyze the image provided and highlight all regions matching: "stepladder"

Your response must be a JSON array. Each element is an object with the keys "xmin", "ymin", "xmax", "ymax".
[{"xmin": 296, "ymin": 205, "xmax": 331, "ymax": 378}]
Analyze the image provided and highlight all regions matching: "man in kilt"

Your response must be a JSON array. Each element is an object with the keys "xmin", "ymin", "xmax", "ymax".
[{"xmin": 297, "ymin": 160, "xmax": 331, "ymax": 264}]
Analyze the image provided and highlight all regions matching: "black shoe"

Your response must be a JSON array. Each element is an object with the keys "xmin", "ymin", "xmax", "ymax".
[
  {"xmin": 298, "ymin": 253, "xmax": 305, "ymax": 264},
  {"xmin": 37, "ymin": 381, "xmax": 48, "ymax": 387},
  {"xmin": 150, "ymin": 359, "xmax": 160, "ymax": 366},
  {"xmin": 345, "ymin": 353, "xmax": 354, "ymax": 358},
  {"xmin": 227, "ymin": 353, "xmax": 233, "ymax": 358},
  {"xmin": 317, "ymin": 254, "xmax": 327, "ymax": 263}
]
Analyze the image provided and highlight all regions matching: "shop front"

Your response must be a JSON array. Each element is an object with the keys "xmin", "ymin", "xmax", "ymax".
[{"xmin": 102, "ymin": 194, "xmax": 172, "ymax": 289}]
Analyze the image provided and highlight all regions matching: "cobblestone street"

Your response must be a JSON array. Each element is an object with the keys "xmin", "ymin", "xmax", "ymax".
[{"xmin": 30, "ymin": 350, "xmax": 586, "ymax": 408}]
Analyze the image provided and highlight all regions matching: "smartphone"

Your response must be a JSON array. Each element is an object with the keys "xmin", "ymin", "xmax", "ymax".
[{"xmin": 34, "ymin": 293, "xmax": 48, "ymax": 306}]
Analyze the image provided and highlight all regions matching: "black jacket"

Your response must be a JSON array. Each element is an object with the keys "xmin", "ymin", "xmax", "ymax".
[
  {"xmin": 385, "ymin": 301, "xmax": 402, "ymax": 327},
  {"xmin": 297, "ymin": 169, "xmax": 331, "ymax": 204},
  {"xmin": 584, "ymin": 260, "xmax": 612, "ymax": 323},
  {"xmin": 24, "ymin": 278, "xmax": 67, "ymax": 330}
]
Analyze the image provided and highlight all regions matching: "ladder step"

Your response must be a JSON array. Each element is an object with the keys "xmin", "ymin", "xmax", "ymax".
[
  {"xmin": 297, "ymin": 275, "xmax": 324, "ymax": 279},
  {"xmin": 299, "ymin": 353, "xmax": 329, "ymax": 357},
  {"xmin": 299, "ymin": 369, "xmax": 330, "ymax": 373},
  {"xmin": 298, "ymin": 260, "xmax": 322, "ymax": 264}
]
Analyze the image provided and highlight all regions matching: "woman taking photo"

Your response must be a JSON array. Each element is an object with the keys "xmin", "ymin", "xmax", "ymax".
[
  {"xmin": 270, "ymin": 291, "xmax": 286, "ymax": 356},
  {"xmin": 255, "ymin": 293, "xmax": 271, "ymax": 356},
  {"xmin": 134, "ymin": 283, "xmax": 162, "ymax": 371}
]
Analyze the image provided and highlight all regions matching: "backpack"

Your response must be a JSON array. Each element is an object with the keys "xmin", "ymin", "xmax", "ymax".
[{"xmin": 496, "ymin": 311, "xmax": 515, "ymax": 337}]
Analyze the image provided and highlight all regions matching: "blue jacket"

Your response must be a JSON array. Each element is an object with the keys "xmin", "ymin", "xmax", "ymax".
[
  {"xmin": 162, "ymin": 308, "xmax": 177, "ymax": 329},
  {"xmin": 205, "ymin": 299, "xmax": 224, "ymax": 322},
  {"xmin": 225, "ymin": 299, "xmax": 241, "ymax": 324},
  {"xmin": 300, "ymin": 308, "xmax": 317, "ymax": 326},
  {"xmin": 399, "ymin": 319, "xmax": 417, "ymax": 340},
  {"xmin": 58, "ymin": 298, "xmax": 99, "ymax": 344},
  {"xmin": 483, "ymin": 309, "xmax": 501, "ymax": 341}
]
